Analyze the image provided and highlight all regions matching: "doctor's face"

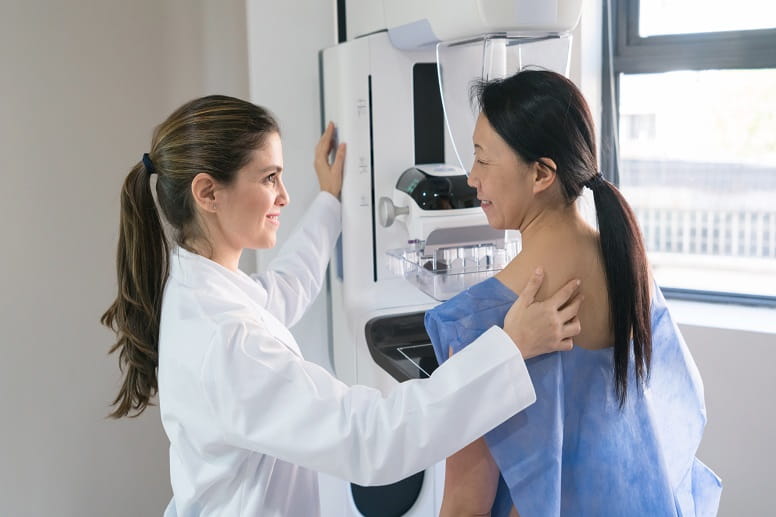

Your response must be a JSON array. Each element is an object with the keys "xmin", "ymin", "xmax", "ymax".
[
  {"xmin": 215, "ymin": 132, "xmax": 289, "ymax": 250},
  {"xmin": 468, "ymin": 113, "xmax": 534, "ymax": 230}
]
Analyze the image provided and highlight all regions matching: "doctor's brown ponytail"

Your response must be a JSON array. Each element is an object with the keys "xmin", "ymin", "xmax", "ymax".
[
  {"xmin": 101, "ymin": 96, "xmax": 279, "ymax": 418},
  {"xmin": 101, "ymin": 160, "xmax": 168, "ymax": 418}
]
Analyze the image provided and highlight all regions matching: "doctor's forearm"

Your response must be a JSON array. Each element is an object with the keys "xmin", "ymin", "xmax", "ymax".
[
  {"xmin": 204, "ymin": 322, "xmax": 535, "ymax": 487},
  {"xmin": 320, "ymin": 327, "xmax": 535, "ymax": 485}
]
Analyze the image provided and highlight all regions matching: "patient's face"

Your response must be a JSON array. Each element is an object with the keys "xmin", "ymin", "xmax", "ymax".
[{"xmin": 468, "ymin": 113, "xmax": 534, "ymax": 230}]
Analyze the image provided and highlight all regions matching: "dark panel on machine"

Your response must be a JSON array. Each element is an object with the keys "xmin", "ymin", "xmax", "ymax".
[
  {"xmin": 413, "ymin": 63, "xmax": 445, "ymax": 164},
  {"xmin": 364, "ymin": 311, "xmax": 439, "ymax": 382}
]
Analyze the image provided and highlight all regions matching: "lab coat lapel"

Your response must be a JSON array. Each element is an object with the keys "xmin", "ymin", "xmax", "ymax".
[
  {"xmin": 229, "ymin": 270, "xmax": 305, "ymax": 360},
  {"xmin": 255, "ymin": 309, "xmax": 304, "ymax": 359},
  {"xmin": 172, "ymin": 247, "xmax": 305, "ymax": 360}
]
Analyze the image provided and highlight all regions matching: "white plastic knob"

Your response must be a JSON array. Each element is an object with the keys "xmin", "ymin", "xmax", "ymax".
[{"xmin": 378, "ymin": 197, "xmax": 409, "ymax": 227}]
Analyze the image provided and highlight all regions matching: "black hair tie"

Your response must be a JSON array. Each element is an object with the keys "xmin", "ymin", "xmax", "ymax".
[
  {"xmin": 142, "ymin": 153, "xmax": 156, "ymax": 176},
  {"xmin": 584, "ymin": 172, "xmax": 605, "ymax": 190}
]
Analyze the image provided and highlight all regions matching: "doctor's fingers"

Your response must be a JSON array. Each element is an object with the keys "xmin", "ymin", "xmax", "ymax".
[
  {"xmin": 547, "ymin": 278, "xmax": 582, "ymax": 309},
  {"xmin": 516, "ymin": 267, "xmax": 545, "ymax": 306},
  {"xmin": 331, "ymin": 141, "xmax": 346, "ymax": 175},
  {"xmin": 561, "ymin": 316, "xmax": 582, "ymax": 341},
  {"xmin": 321, "ymin": 143, "xmax": 346, "ymax": 197},
  {"xmin": 314, "ymin": 123, "xmax": 336, "ymax": 166},
  {"xmin": 314, "ymin": 141, "xmax": 345, "ymax": 197},
  {"xmin": 557, "ymin": 293, "xmax": 584, "ymax": 323},
  {"xmin": 557, "ymin": 337, "xmax": 575, "ymax": 351},
  {"xmin": 317, "ymin": 121, "xmax": 334, "ymax": 147}
]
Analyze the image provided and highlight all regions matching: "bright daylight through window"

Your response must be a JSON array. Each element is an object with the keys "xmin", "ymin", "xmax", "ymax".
[
  {"xmin": 639, "ymin": 0, "xmax": 776, "ymax": 36},
  {"xmin": 607, "ymin": 0, "xmax": 776, "ymax": 301},
  {"xmin": 619, "ymin": 70, "xmax": 776, "ymax": 297}
]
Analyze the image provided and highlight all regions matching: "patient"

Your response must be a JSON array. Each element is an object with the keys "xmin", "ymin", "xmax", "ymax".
[{"xmin": 425, "ymin": 70, "xmax": 722, "ymax": 516}]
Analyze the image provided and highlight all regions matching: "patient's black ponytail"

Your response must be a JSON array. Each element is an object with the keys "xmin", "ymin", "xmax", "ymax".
[{"xmin": 584, "ymin": 173, "xmax": 651, "ymax": 404}]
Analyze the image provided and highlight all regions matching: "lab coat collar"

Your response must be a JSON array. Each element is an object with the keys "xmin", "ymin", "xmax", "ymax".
[
  {"xmin": 169, "ymin": 247, "xmax": 303, "ymax": 359},
  {"xmin": 170, "ymin": 247, "xmax": 262, "ymax": 299}
]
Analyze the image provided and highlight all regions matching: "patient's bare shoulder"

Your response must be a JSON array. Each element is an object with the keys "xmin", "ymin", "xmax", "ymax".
[
  {"xmin": 497, "ymin": 232, "xmax": 614, "ymax": 349},
  {"xmin": 494, "ymin": 251, "xmax": 536, "ymax": 297},
  {"xmin": 495, "ymin": 244, "xmax": 579, "ymax": 303}
]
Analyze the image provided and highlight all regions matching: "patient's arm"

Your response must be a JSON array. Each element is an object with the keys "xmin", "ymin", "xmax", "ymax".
[
  {"xmin": 439, "ymin": 437, "xmax": 499, "ymax": 517},
  {"xmin": 439, "ymin": 438, "xmax": 522, "ymax": 517}
]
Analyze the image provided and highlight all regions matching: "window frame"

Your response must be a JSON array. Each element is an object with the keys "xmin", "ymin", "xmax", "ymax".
[{"xmin": 601, "ymin": 0, "xmax": 776, "ymax": 307}]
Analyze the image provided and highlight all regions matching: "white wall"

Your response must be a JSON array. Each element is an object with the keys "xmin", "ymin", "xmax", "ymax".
[
  {"xmin": 0, "ymin": 1, "xmax": 250, "ymax": 515},
  {"xmin": 681, "ymin": 320, "xmax": 776, "ymax": 516}
]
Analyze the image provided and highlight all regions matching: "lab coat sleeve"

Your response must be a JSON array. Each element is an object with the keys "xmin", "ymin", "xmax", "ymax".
[
  {"xmin": 201, "ymin": 320, "xmax": 536, "ymax": 486},
  {"xmin": 250, "ymin": 191, "xmax": 340, "ymax": 327}
]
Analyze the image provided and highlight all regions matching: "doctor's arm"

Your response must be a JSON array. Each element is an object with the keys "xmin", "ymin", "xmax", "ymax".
[
  {"xmin": 250, "ymin": 124, "xmax": 344, "ymax": 327},
  {"xmin": 202, "ymin": 321, "xmax": 532, "ymax": 487},
  {"xmin": 202, "ymin": 271, "xmax": 581, "ymax": 487}
]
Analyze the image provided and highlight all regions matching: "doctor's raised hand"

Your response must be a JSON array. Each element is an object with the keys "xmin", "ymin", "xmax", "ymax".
[
  {"xmin": 314, "ymin": 121, "xmax": 345, "ymax": 198},
  {"xmin": 102, "ymin": 95, "xmax": 582, "ymax": 517}
]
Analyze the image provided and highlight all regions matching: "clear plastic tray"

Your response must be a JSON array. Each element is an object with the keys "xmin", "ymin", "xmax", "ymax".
[{"xmin": 386, "ymin": 239, "xmax": 520, "ymax": 301}]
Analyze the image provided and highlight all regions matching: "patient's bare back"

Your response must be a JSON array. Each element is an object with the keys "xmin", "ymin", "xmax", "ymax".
[{"xmin": 496, "ymin": 226, "xmax": 614, "ymax": 350}]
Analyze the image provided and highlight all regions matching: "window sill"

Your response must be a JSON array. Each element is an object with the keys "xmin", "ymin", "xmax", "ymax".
[{"xmin": 665, "ymin": 297, "xmax": 776, "ymax": 336}]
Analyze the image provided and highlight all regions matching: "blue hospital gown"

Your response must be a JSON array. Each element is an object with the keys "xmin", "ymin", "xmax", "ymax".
[{"xmin": 425, "ymin": 277, "xmax": 722, "ymax": 517}]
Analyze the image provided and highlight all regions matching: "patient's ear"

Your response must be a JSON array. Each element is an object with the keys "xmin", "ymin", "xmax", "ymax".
[{"xmin": 532, "ymin": 158, "xmax": 557, "ymax": 195}]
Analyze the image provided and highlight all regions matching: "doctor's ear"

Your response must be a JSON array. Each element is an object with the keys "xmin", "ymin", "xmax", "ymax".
[
  {"xmin": 191, "ymin": 172, "xmax": 219, "ymax": 213},
  {"xmin": 531, "ymin": 158, "xmax": 558, "ymax": 195}
]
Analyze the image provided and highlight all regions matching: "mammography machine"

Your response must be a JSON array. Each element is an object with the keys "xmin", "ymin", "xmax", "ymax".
[{"xmin": 319, "ymin": 1, "xmax": 582, "ymax": 515}]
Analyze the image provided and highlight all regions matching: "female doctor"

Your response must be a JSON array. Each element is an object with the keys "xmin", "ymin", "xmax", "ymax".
[{"xmin": 101, "ymin": 95, "xmax": 583, "ymax": 516}]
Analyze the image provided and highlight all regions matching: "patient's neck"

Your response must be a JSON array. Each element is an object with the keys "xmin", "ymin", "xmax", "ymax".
[{"xmin": 518, "ymin": 203, "xmax": 591, "ymax": 251}]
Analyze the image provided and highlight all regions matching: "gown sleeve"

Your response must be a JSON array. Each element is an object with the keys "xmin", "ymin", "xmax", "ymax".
[
  {"xmin": 250, "ymin": 191, "xmax": 341, "ymax": 328},
  {"xmin": 200, "ymin": 318, "xmax": 535, "ymax": 486}
]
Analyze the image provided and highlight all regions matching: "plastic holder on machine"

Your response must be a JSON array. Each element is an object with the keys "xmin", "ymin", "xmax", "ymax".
[{"xmin": 386, "ymin": 238, "xmax": 520, "ymax": 301}]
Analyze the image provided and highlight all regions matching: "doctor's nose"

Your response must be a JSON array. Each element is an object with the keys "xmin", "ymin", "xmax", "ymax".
[{"xmin": 277, "ymin": 179, "xmax": 290, "ymax": 206}]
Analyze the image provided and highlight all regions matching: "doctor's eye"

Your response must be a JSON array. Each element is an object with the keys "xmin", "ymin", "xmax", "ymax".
[{"xmin": 263, "ymin": 173, "xmax": 278, "ymax": 184}]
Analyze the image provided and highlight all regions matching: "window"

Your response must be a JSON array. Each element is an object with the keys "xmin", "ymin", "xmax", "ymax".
[
  {"xmin": 602, "ymin": 0, "xmax": 776, "ymax": 304},
  {"xmin": 639, "ymin": 0, "xmax": 776, "ymax": 37}
]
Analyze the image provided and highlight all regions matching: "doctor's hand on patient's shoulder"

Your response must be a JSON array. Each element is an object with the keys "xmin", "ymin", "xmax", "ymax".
[
  {"xmin": 503, "ymin": 268, "xmax": 583, "ymax": 360},
  {"xmin": 314, "ymin": 121, "xmax": 346, "ymax": 199}
]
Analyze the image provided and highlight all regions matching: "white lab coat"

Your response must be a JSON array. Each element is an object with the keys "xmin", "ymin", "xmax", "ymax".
[{"xmin": 158, "ymin": 192, "xmax": 536, "ymax": 517}]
